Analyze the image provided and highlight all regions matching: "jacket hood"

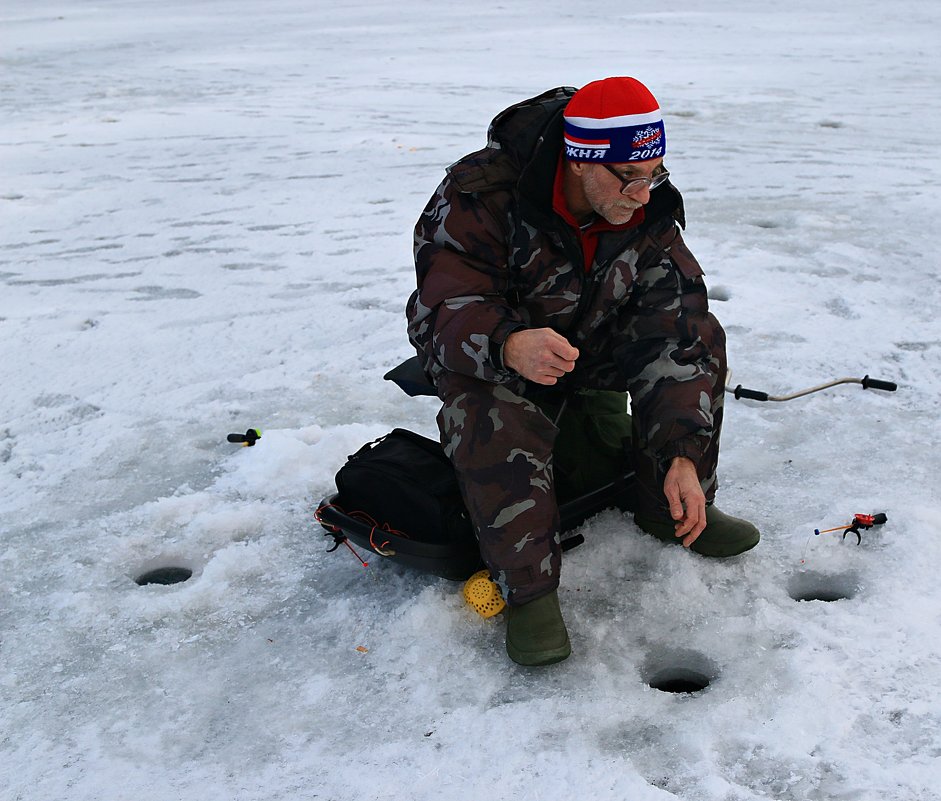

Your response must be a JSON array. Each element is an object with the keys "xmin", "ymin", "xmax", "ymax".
[
  {"xmin": 447, "ymin": 87, "xmax": 573, "ymax": 196},
  {"xmin": 486, "ymin": 86, "xmax": 575, "ymax": 174}
]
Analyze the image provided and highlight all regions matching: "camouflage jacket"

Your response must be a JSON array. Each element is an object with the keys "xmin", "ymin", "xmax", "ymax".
[{"xmin": 406, "ymin": 87, "xmax": 725, "ymax": 465}]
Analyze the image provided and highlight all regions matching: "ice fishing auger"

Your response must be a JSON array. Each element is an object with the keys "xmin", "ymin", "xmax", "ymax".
[{"xmin": 727, "ymin": 374, "xmax": 897, "ymax": 403}]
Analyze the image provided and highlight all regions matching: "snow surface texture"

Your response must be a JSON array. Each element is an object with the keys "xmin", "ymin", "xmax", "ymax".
[{"xmin": 2, "ymin": 2, "xmax": 940, "ymax": 799}]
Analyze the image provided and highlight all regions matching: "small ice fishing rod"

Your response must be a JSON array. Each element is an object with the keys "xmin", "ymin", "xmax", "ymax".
[
  {"xmin": 814, "ymin": 512, "xmax": 887, "ymax": 545},
  {"xmin": 728, "ymin": 374, "xmax": 897, "ymax": 403}
]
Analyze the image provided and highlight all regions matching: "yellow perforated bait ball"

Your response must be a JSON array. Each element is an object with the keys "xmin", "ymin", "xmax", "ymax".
[{"xmin": 463, "ymin": 569, "xmax": 506, "ymax": 618}]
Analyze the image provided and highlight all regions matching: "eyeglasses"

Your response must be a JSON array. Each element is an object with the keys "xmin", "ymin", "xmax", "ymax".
[{"xmin": 601, "ymin": 164, "xmax": 670, "ymax": 195}]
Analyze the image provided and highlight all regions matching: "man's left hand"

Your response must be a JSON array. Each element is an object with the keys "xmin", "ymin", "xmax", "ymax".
[{"xmin": 663, "ymin": 457, "xmax": 706, "ymax": 547}]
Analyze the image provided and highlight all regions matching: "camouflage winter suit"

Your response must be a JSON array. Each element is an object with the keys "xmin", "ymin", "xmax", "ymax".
[{"xmin": 406, "ymin": 88, "xmax": 727, "ymax": 605}]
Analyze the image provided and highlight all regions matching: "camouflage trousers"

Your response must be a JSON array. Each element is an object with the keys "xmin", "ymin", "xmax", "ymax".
[{"xmin": 436, "ymin": 369, "xmax": 725, "ymax": 607}]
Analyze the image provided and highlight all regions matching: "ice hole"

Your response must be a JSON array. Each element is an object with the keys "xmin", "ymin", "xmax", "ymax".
[
  {"xmin": 788, "ymin": 570, "xmax": 859, "ymax": 603},
  {"xmin": 135, "ymin": 566, "xmax": 193, "ymax": 586},
  {"xmin": 648, "ymin": 668, "xmax": 711, "ymax": 694},
  {"xmin": 642, "ymin": 647, "xmax": 717, "ymax": 695}
]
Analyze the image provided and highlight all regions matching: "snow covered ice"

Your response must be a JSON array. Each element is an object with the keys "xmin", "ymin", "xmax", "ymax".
[{"xmin": 2, "ymin": 1, "xmax": 940, "ymax": 799}]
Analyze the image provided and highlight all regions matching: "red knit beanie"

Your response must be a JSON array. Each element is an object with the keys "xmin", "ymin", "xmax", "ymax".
[{"xmin": 563, "ymin": 77, "xmax": 666, "ymax": 163}]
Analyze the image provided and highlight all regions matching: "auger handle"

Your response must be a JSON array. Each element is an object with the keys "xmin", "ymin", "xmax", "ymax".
[
  {"xmin": 732, "ymin": 385, "xmax": 769, "ymax": 402},
  {"xmin": 861, "ymin": 375, "xmax": 897, "ymax": 392}
]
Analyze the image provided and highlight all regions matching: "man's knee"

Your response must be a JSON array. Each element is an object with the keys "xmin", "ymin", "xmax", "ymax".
[{"xmin": 438, "ymin": 378, "xmax": 556, "ymax": 464}]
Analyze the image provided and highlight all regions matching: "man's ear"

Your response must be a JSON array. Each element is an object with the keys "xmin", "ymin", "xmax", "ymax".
[{"xmin": 568, "ymin": 160, "xmax": 587, "ymax": 177}]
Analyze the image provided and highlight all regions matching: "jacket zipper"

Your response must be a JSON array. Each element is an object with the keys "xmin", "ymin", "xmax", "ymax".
[{"xmin": 568, "ymin": 219, "xmax": 676, "ymax": 348}]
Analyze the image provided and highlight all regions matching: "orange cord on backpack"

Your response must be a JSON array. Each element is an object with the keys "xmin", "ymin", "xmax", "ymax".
[{"xmin": 315, "ymin": 503, "xmax": 410, "ymax": 563}]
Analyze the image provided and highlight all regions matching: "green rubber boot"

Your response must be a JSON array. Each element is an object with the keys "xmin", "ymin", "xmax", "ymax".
[
  {"xmin": 634, "ymin": 505, "xmax": 760, "ymax": 557},
  {"xmin": 505, "ymin": 589, "xmax": 571, "ymax": 666}
]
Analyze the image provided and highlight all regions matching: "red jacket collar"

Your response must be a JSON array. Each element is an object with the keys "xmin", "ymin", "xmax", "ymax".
[{"xmin": 551, "ymin": 153, "xmax": 643, "ymax": 269}]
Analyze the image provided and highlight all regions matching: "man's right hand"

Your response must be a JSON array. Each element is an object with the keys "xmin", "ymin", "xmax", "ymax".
[{"xmin": 503, "ymin": 328, "xmax": 579, "ymax": 385}]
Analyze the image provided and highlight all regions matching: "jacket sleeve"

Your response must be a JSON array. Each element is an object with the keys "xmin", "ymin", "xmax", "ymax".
[
  {"xmin": 612, "ymin": 229, "xmax": 726, "ymax": 466},
  {"xmin": 406, "ymin": 176, "xmax": 527, "ymax": 384}
]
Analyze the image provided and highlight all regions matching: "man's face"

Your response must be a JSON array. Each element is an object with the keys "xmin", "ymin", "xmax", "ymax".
[{"xmin": 579, "ymin": 158, "xmax": 663, "ymax": 225}]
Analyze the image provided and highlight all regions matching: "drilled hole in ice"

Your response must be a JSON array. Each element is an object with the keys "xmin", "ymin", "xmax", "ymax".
[
  {"xmin": 648, "ymin": 668, "xmax": 711, "ymax": 694},
  {"xmin": 135, "ymin": 566, "xmax": 193, "ymax": 586},
  {"xmin": 642, "ymin": 648, "xmax": 717, "ymax": 695},
  {"xmin": 788, "ymin": 570, "xmax": 858, "ymax": 603}
]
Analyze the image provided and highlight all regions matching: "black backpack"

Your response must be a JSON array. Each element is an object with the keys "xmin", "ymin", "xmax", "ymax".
[{"xmin": 316, "ymin": 429, "xmax": 482, "ymax": 580}]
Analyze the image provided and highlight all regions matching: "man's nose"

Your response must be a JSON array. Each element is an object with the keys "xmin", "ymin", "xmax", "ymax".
[{"xmin": 627, "ymin": 185, "xmax": 652, "ymax": 205}]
